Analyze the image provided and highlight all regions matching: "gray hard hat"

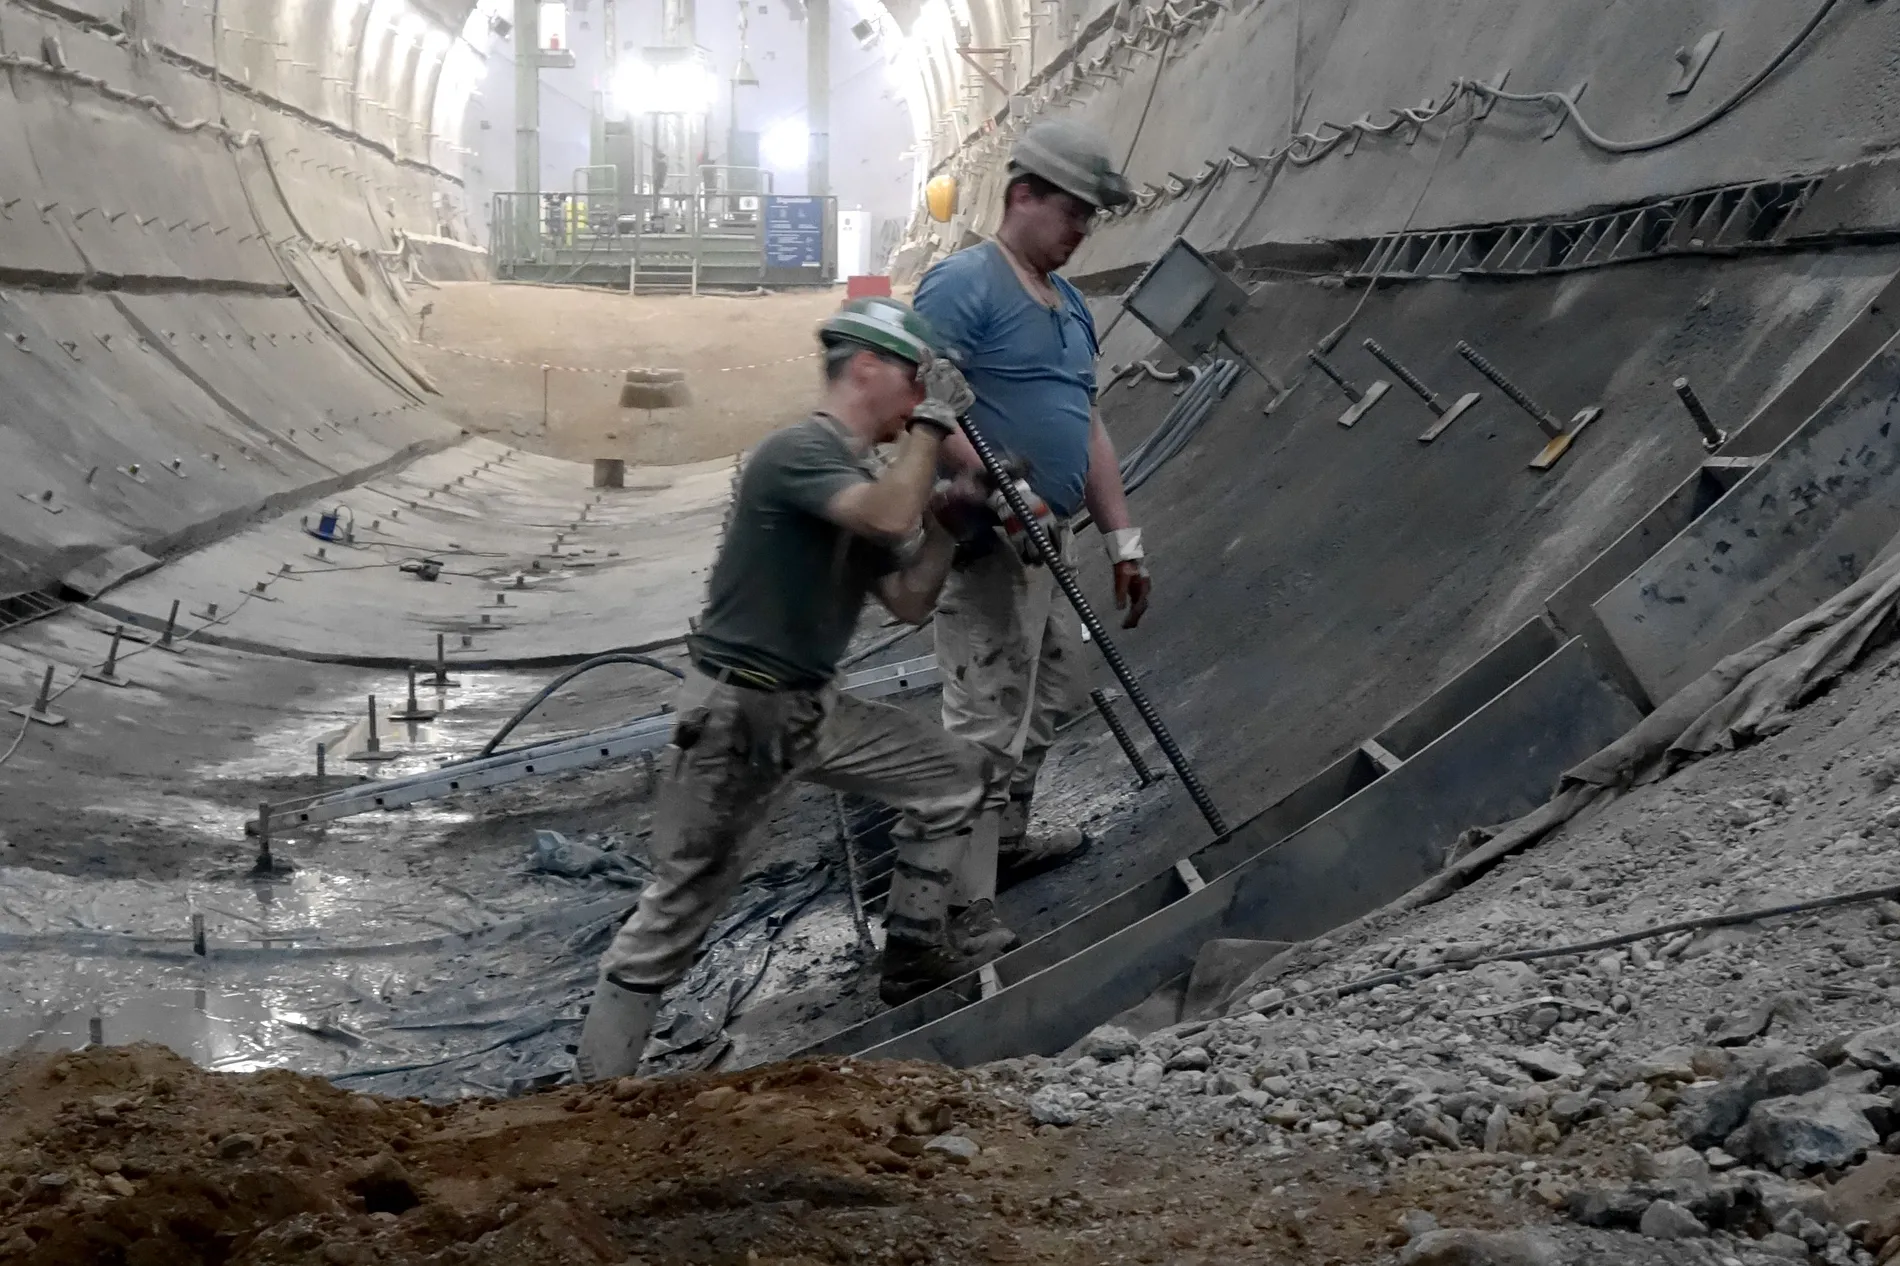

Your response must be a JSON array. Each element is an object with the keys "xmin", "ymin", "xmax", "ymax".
[{"xmin": 1007, "ymin": 120, "xmax": 1133, "ymax": 211}]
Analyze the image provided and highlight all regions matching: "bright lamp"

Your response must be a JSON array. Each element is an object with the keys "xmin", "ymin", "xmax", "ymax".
[
  {"xmin": 615, "ymin": 56, "xmax": 718, "ymax": 116},
  {"xmin": 761, "ymin": 119, "xmax": 809, "ymax": 169}
]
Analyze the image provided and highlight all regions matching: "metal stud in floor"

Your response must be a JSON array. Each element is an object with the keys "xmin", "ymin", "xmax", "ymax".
[
  {"xmin": 9, "ymin": 664, "xmax": 66, "ymax": 726},
  {"xmin": 84, "ymin": 626, "xmax": 131, "ymax": 687},
  {"xmin": 1673, "ymin": 377, "xmax": 1728, "ymax": 451},
  {"xmin": 344, "ymin": 695, "xmax": 402, "ymax": 762}
]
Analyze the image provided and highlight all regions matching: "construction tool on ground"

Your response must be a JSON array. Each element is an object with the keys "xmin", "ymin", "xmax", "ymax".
[{"xmin": 306, "ymin": 504, "xmax": 355, "ymax": 544}]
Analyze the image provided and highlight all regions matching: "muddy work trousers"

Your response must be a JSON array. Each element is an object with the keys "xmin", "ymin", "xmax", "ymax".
[
  {"xmin": 935, "ymin": 526, "xmax": 1091, "ymax": 897},
  {"xmin": 598, "ymin": 671, "xmax": 1004, "ymax": 989}
]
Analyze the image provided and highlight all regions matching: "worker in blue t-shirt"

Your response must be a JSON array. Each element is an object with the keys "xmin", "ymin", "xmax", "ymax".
[{"xmin": 912, "ymin": 121, "xmax": 1149, "ymax": 948}]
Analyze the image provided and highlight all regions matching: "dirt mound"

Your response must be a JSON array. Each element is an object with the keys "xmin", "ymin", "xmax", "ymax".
[
  {"xmin": 0, "ymin": 1045, "xmax": 1012, "ymax": 1265},
  {"xmin": 0, "ymin": 1044, "xmax": 1546, "ymax": 1264}
]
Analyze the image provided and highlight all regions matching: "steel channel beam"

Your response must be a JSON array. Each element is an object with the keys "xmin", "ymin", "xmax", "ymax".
[{"xmin": 267, "ymin": 655, "xmax": 942, "ymax": 829}]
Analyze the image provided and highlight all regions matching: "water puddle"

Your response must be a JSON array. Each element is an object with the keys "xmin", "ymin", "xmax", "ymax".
[{"xmin": 1, "ymin": 659, "xmax": 848, "ymax": 1096}]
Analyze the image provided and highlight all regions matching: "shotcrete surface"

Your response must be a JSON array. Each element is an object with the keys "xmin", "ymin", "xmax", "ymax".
[{"xmin": 1022, "ymin": 249, "xmax": 1900, "ymax": 934}]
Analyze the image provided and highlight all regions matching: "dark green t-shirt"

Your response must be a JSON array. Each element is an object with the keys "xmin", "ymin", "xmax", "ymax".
[{"xmin": 691, "ymin": 414, "xmax": 898, "ymax": 687}]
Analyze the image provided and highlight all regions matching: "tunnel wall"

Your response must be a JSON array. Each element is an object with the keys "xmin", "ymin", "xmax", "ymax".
[
  {"xmin": 0, "ymin": 0, "xmax": 483, "ymax": 600},
  {"xmin": 914, "ymin": 0, "xmax": 1900, "ymax": 282}
]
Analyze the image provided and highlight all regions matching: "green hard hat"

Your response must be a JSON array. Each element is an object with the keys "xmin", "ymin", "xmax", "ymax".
[{"xmin": 819, "ymin": 297, "xmax": 940, "ymax": 368}]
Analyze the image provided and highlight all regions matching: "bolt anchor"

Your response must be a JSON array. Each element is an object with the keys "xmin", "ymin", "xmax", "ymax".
[
  {"xmin": 389, "ymin": 665, "xmax": 437, "ymax": 721},
  {"xmin": 9, "ymin": 664, "xmax": 66, "ymax": 726},
  {"xmin": 1673, "ymin": 377, "xmax": 1728, "ymax": 450},
  {"xmin": 1092, "ymin": 689, "xmax": 1155, "ymax": 787},
  {"xmin": 85, "ymin": 625, "xmax": 130, "ymax": 686},
  {"xmin": 345, "ymin": 694, "xmax": 402, "ymax": 762},
  {"xmin": 154, "ymin": 598, "xmax": 183, "ymax": 652},
  {"xmin": 431, "ymin": 632, "xmax": 460, "ymax": 689},
  {"xmin": 1455, "ymin": 341, "xmax": 1603, "ymax": 470},
  {"xmin": 1361, "ymin": 339, "xmax": 1481, "ymax": 443},
  {"xmin": 1306, "ymin": 350, "xmax": 1390, "ymax": 429}
]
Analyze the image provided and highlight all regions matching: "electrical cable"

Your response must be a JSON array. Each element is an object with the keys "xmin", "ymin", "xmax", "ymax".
[
  {"xmin": 1041, "ymin": 0, "xmax": 1846, "ymax": 240},
  {"xmin": 478, "ymin": 652, "xmax": 685, "ymax": 758},
  {"xmin": 1244, "ymin": 878, "xmax": 1900, "ymax": 1019},
  {"xmin": 1312, "ymin": 113, "xmax": 1457, "ymax": 355},
  {"xmin": 1115, "ymin": 360, "xmax": 1242, "ymax": 498},
  {"xmin": 1120, "ymin": 28, "xmax": 1176, "ymax": 172},
  {"xmin": 1473, "ymin": 0, "xmax": 1841, "ymax": 156}
]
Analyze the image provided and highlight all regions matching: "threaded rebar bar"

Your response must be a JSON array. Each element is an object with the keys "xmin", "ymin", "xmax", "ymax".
[{"xmin": 1363, "ymin": 339, "xmax": 1443, "ymax": 415}]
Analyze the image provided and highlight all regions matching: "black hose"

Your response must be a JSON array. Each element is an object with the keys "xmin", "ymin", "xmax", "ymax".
[
  {"xmin": 479, "ymin": 652, "xmax": 685, "ymax": 758},
  {"xmin": 958, "ymin": 415, "xmax": 1228, "ymax": 837}
]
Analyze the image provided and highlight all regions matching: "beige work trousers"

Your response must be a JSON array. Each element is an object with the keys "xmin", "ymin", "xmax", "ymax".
[
  {"xmin": 935, "ymin": 527, "xmax": 1091, "ymax": 899},
  {"xmin": 598, "ymin": 670, "xmax": 1003, "ymax": 988}
]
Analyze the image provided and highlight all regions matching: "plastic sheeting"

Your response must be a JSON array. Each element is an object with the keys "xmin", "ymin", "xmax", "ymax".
[
  {"xmin": 1418, "ymin": 528, "xmax": 1900, "ymax": 907},
  {"xmin": 0, "ymin": 828, "xmax": 836, "ymax": 1100}
]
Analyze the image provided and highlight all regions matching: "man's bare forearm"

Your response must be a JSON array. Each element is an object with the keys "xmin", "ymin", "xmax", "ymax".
[
  {"xmin": 1082, "ymin": 409, "xmax": 1132, "ymax": 532},
  {"xmin": 938, "ymin": 427, "xmax": 982, "ymax": 476},
  {"xmin": 877, "ymin": 518, "xmax": 958, "ymax": 624},
  {"xmin": 828, "ymin": 427, "xmax": 945, "ymax": 540}
]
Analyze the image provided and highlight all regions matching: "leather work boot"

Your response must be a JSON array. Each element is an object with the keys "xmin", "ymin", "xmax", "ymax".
[
  {"xmin": 878, "ymin": 935, "xmax": 1005, "ymax": 1007},
  {"xmin": 948, "ymin": 898, "xmax": 1019, "ymax": 957},
  {"xmin": 998, "ymin": 826, "xmax": 1089, "ymax": 885}
]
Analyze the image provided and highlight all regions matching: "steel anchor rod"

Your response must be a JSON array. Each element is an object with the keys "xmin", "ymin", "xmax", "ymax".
[
  {"xmin": 1363, "ymin": 339, "xmax": 1443, "ymax": 415},
  {"xmin": 959, "ymin": 416, "xmax": 1228, "ymax": 838},
  {"xmin": 1673, "ymin": 377, "xmax": 1728, "ymax": 450},
  {"xmin": 1306, "ymin": 349, "xmax": 1365, "ymax": 403},
  {"xmin": 1456, "ymin": 341, "xmax": 1564, "ymax": 438}
]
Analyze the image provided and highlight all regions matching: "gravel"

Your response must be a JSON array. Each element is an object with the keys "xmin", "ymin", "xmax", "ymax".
[{"xmin": 976, "ymin": 643, "xmax": 1900, "ymax": 1263}]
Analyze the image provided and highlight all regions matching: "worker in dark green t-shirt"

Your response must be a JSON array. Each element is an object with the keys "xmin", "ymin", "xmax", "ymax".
[{"xmin": 575, "ymin": 298, "xmax": 1012, "ymax": 1082}]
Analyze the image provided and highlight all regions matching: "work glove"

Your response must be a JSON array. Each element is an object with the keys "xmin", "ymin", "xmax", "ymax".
[
  {"xmin": 907, "ymin": 397, "xmax": 959, "ymax": 439},
  {"xmin": 988, "ymin": 478, "xmax": 1057, "ymax": 566},
  {"xmin": 921, "ymin": 357, "xmax": 976, "ymax": 419}
]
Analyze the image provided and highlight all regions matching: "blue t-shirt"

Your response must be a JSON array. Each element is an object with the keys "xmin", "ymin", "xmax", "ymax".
[{"xmin": 913, "ymin": 241, "xmax": 1098, "ymax": 518}]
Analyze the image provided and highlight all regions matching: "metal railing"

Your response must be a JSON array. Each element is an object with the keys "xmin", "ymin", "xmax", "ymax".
[{"xmin": 489, "ymin": 191, "xmax": 836, "ymax": 292}]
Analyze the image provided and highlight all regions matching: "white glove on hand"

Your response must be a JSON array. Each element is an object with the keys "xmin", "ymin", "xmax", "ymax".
[
  {"xmin": 907, "ymin": 397, "xmax": 958, "ymax": 438},
  {"xmin": 987, "ymin": 478, "xmax": 1056, "ymax": 564},
  {"xmin": 921, "ymin": 358, "xmax": 976, "ymax": 419}
]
